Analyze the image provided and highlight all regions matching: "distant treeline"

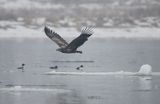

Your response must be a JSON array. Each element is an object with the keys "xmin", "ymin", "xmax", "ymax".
[
  {"xmin": 36, "ymin": 0, "xmax": 160, "ymax": 6},
  {"xmin": 34, "ymin": 0, "xmax": 113, "ymax": 4},
  {"xmin": 0, "ymin": 0, "xmax": 160, "ymax": 28}
]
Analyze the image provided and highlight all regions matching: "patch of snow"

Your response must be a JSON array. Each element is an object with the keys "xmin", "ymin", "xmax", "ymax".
[
  {"xmin": 32, "ymin": 17, "xmax": 46, "ymax": 25},
  {"xmin": 14, "ymin": 86, "xmax": 22, "ymax": 89},
  {"xmin": 17, "ymin": 17, "xmax": 24, "ymax": 22},
  {"xmin": 0, "ymin": 21, "xmax": 23, "ymax": 27},
  {"xmin": 94, "ymin": 27, "xmax": 160, "ymax": 38},
  {"xmin": 59, "ymin": 17, "xmax": 76, "ymax": 27},
  {"xmin": 134, "ymin": 20, "xmax": 151, "ymax": 27},
  {"xmin": 0, "ymin": 0, "xmax": 65, "ymax": 9},
  {"xmin": 120, "ymin": 23, "xmax": 133, "ymax": 27},
  {"xmin": 79, "ymin": 4, "xmax": 102, "ymax": 10},
  {"xmin": 44, "ymin": 70, "xmax": 159, "ymax": 76},
  {"xmin": 138, "ymin": 64, "xmax": 152, "ymax": 75},
  {"xmin": 0, "ymin": 86, "xmax": 70, "ymax": 92},
  {"xmin": 103, "ymin": 19, "xmax": 114, "ymax": 27},
  {"xmin": 85, "ymin": 20, "xmax": 96, "ymax": 26}
]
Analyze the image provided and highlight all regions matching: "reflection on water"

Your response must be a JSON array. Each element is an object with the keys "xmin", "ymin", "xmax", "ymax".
[
  {"xmin": 133, "ymin": 76, "xmax": 153, "ymax": 104},
  {"xmin": 0, "ymin": 86, "xmax": 85, "ymax": 104},
  {"xmin": 56, "ymin": 90, "xmax": 85, "ymax": 104},
  {"xmin": 52, "ymin": 60, "xmax": 95, "ymax": 63},
  {"xmin": 138, "ymin": 76, "xmax": 152, "ymax": 91}
]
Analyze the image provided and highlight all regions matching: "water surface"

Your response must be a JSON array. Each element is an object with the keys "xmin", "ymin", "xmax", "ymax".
[{"xmin": 0, "ymin": 38, "xmax": 160, "ymax": 104}]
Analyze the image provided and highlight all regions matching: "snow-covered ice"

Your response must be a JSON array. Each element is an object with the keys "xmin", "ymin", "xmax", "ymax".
[
  {"xmin": 44, "ymin": 64, "xmax": 160, "ymax": 76},
  {"xmin": 0, "ymin": 21, "xmax": 160, "ymax": 39},
  {"xmin": 0, "ymin": 85, "xmax": 70, "ymax": 93},
  {"xmin": 138, "ymin": 64, "xmax": 152, "ymax": 75}
]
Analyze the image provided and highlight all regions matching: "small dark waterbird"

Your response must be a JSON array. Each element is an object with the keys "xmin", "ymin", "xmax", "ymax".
[
  {"xmin": 17, "ymin": 63, "xmax": 25, "ymax": 72},
  {"xmin": 76, "ymin": 67, "xmax": 80, "ymax": 70},
  {"xmin": 49, "ymin": 65, "xmax": 58, "ymax": 69},
  {"xmin": 76, "ymin": 65, "xmax": 84, "ymax": 71},
  {"xmin": 80, "ymin": 65, "xmax": 84, "ymax": 68},
  {"xmin": 44, "ymin": 26, "xmax": 93, "ymax": 54}
]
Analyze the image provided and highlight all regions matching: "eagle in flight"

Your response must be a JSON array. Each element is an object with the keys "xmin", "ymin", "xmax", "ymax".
[{"xmin": 44, "ymin": 26, "xmax": 93, "ymax": 54}]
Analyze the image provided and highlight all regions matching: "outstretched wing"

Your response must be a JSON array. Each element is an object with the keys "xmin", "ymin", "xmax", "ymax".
[
  {"xmin": 44, "ymin": 26, "xmax": 68, "ymax": 48},
  {"xmin": 66, "ymin": 27, "xmax": 93, "ymax": 51}
]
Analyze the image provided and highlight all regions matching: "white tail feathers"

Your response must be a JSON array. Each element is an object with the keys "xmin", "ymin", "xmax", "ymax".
[
  {"xmin": 81, "ymin": 27, "xmax": 94, "ymax": 35},
  {"xmin": 138, "ymin": 64, "xmax": 152, "ymax": 75}
]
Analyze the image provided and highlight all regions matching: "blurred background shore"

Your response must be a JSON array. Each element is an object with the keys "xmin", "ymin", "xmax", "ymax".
[{"xmin": 0, "ymin": 0, "xmax": 160, "ymax": 38}]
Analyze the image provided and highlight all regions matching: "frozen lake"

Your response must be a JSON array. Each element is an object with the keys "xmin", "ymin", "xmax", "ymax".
[{"xmin": 0, "ymin": 38, "xmax": 160, "ymax": 104}]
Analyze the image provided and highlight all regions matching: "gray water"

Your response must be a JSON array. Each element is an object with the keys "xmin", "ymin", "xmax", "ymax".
[{"xmin": 0, "ymin": 38, "xmax": 160, "ymax": 104}]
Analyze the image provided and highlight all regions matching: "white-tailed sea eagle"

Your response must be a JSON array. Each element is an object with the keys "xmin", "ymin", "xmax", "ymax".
[{"xmin": 44, "ymin": 26, "xmax": 93, "ymax": 54}]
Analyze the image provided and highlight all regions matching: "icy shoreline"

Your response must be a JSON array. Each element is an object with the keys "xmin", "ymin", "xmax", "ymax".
[
  {"xmin": 0, "ymin": 21, "xmax": 160, "ymax": 39},
  {"xmin": 0, "ymin": 25, "xmax": 160, "ymax": 39}
]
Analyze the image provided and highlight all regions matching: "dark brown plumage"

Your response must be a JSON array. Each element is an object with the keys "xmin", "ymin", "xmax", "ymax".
[{"xmin": 44, "ymin": 26, "xmax": 93, "ymax": 54}]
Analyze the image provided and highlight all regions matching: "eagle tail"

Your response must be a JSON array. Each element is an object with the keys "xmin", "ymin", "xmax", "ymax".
[{"xmin": 81, "ymin": 27, "xmax": 94, "ymax": 36}]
